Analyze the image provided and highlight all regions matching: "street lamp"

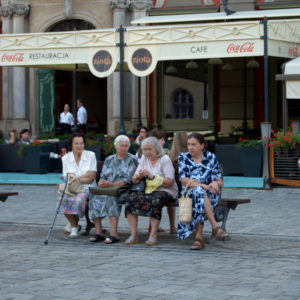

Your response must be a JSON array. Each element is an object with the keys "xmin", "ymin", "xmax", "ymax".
[{"xmin": 261, "ymin": 122, "xmax": 272, "ymax": 189}]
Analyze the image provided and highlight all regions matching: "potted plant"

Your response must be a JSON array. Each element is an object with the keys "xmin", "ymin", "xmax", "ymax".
[
  {"xmin": 267, "ymin": 125, "xmax": 300, "ymax": 179},
  {"xmin": 237, "ymin": 137, "xmax": 263, "ymax": 177}
]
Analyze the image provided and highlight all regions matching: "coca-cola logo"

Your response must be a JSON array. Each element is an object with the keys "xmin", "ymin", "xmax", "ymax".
[
  {"xmin": 1, "ymin": 53, "xmax": 24, "ymax": 63},
  {"xmin": 132, "ymin": 48, "xmax": 152, "ymax": 71},
  {"xmin": 93, "ymin": 50, "xmax": 112, "ymax": 72},
  {"xmin": 288, "ymin": 47, "xmax": 298, "ymax": 57},
  {"xmin": 227, "ymin": 42, "xmax": 255, "ymax": 53}
]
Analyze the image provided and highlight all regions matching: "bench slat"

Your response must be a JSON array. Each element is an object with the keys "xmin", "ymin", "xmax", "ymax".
[{"xmin": 0, "ymin": 192, "xmax": 18, "ymax": 202}]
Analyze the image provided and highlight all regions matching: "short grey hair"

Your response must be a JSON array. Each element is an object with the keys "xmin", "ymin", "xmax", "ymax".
[
  {"xmin": 141, "ymin": 136, "xmax": 164, "ymax": 158},
  {"xmin": 114, "ymin": 135, "xmax": 130, "ymax": 146}
]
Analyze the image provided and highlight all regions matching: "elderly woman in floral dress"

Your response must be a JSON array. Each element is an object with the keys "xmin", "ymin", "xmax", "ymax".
[
  {"xmin": 88, "ymin": 135, "xmax": 138, "ymax": 243},
  {"xmin": 124, "ymin": 137, "xmax": 178, "ymax": 246},
  {"xmin": 60, "ymin": 132, "xmax": 97, "ymax": 239}
]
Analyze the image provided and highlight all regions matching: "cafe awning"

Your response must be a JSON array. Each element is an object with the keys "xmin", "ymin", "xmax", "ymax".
[
  {"xmin": 0, "ymin": 9, "xmax": 300, "ymax": 78},
  {"xmin": 284, "ymin": 56, "xmax": 300, "ymax": 99}
]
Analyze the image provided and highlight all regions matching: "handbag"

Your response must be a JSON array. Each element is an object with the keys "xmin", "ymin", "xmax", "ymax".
[
  {"xmin": 178, "ymin": 179, "xmax": 194, "ymax": 223},
  {"xmin": 58, "ymin": 173, "xmax": 85, "ymax": 197},
  {"xmin": 130, "ymin": 178, "xmax": 146, "ymax": 192},
  {"xmin": 89, "ymin": 184, "xmax": 130, "ymax": 197},
  {"xmin": 145, "ymin": 174, "xmax": 163, "ymax": 194}
]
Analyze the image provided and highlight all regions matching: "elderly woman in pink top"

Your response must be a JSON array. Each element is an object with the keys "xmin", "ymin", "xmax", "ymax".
[{"xmin": 124, "ymin": 137, "xmax": 178, "ymax": 246}]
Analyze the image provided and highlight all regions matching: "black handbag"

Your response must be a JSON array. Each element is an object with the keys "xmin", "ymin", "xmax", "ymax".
[{"xmin": 130, "ymin": 178, "xmax": 146, "ymax": 192}]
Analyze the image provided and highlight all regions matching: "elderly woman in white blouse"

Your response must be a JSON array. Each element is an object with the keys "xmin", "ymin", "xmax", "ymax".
[
  {"xmin": 60, "ymin": 132, "xmax": 97, "ymax": 239},
  {"xmin": 124, "ymin": 137, "xmax": 178, "ymax": 246}
]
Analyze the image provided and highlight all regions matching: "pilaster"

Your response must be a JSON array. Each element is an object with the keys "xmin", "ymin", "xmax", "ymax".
[{"xmin": 12, "ymin": 3, "xmax": 30, "ymax": 120}]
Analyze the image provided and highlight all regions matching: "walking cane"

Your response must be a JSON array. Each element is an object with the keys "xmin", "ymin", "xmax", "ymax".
[{"xmin": 44, "ymin": 173, "xmax": 68, "ymax": 245}]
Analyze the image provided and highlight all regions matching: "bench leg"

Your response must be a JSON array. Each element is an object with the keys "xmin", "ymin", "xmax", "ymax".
[
  {"xmin": 81, "ymin": 202, "xmax": 95, "ymax": 236},
  {"xmin": 221, "ymin": 206, "xmax": 230, "ymax": 232}
]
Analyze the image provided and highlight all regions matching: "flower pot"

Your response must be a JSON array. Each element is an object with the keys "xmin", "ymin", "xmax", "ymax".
[{"xmin": 240, "ymin": 145, "xmax": 263, "ymax": 177}]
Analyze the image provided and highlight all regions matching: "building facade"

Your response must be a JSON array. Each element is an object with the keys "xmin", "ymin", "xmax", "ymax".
[{"xmin": 0, "ymin": 0, "xmax": 299, "ymax": 137}]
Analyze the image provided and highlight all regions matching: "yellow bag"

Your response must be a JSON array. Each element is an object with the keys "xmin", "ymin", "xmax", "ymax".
[
  {"xmin": 178, "ymin": 180, "xmax": 194, "ymax": 223},
  {"xmin": 145, "ymin": 174, "xmax": 164, "ymax": 194}
]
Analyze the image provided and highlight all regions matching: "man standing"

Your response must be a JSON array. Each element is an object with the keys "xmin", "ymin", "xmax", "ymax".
[{"xmin": 77, "ymin": 99, "xmax": 87, "ymax": 133}]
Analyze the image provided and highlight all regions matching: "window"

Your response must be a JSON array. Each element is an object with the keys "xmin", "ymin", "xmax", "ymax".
[{"xmin": 172, "ymin": 89, "xmax": 194, "ymax": 119}]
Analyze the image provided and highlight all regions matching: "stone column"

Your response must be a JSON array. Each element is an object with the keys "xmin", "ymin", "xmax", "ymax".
[
  {"xmin": 107, "ymin": 0, "xmax": 130, "ymax": 135},
  {"xmin": 129, "ymin": 0, "xmax": 153, "ymax": 129},
  {"xmin": 0, "ymin": 3, "xmax": 14, "ymax": 131},
  {"xmin": 12, "ymin": 3, "xmax": 30, "ymax": 120}
]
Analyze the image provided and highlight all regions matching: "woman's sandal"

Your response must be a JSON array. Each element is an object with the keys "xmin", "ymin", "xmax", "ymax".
[
  {"xmin": 124, "ymin": 236, "xmax": 139, "ymax": 245},
  {"xmin": 104, "ymin": 235, "xmax": 119, "ymax": 244},
  {"xmin": 170, "ymin": 226, "xmax": 177, "ymax": 234},
  {"xmin": 89, "ymin": 234, "xmax": 105, "ymax": 243},
  {"xmin": 212, "ymin": 226, "xmax": 229, "ymax": 241},
  {"xmin": 190, "ymin": 238, "xmax": 205, "ymax": 250},
  {"xmin": 145, "ymin": 236, "xmax": 158, "ymax": 246}
]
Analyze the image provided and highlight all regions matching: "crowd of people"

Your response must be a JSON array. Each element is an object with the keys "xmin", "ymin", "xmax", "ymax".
[{"xmin": 59, "ymin": 128, "xmax": 228, "ymax": 250}]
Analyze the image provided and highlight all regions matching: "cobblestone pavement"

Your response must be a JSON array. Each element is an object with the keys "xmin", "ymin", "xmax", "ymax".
[{"xmin": 1, "ymin": 185, "xmax": 300, "ymax": 300}]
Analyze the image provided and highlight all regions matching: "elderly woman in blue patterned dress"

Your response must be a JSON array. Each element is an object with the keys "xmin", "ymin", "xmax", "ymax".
[
  {"xmin": 60, "ymin": 132, "xmax": 97, "ymax": 239},
  {"xmin": 89, "ymin": 135, "xmax": 138, "ymax": 244},
  {"xmin": 178, "ymin": 132, "xmax": 228, "ymax": 250}
]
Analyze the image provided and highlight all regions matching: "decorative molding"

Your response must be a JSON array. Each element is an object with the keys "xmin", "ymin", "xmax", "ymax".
[
  {"xmin": 12, "ymin": 3, "xmax": 30, "ymax": 17},
  {"xmin": 130, "ymin": 0, "xmax": 153, "ymax": 10},
  {"xmin": 108, "ymin": 0, "xmax": 130, "ymax": 9},
  {"xmin": 0, "ymin": 5, "xmax": 14, "ymax": 18}
]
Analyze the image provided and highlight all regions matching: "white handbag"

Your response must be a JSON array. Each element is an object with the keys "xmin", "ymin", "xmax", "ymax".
[{"xmin": 178, "ymin": 180, "xmax": 194, "ymax": 223}]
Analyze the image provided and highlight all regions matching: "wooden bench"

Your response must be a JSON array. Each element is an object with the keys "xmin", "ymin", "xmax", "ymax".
[
  {"xmin": 82, "ymin": 161, "xmax": 251, "ymax": 236},
  {"xmin": 215, "ymin": 198, "xmax": 251, "ymax": 232},
  {"xmin": 0, "ymin": 192, "xmax": 18, "ymax": 202}
]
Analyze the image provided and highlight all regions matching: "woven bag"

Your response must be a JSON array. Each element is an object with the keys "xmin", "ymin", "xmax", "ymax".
[
  {"xmin": 178, "ymin": 179, "xmax": 194, "ymax": 223},
  {"xmin": 58, "ymin": 173, "xmax": 85, "ymax": 197}
]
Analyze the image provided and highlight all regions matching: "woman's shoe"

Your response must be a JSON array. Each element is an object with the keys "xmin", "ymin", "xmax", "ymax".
[
  {"xmin": 170, "ymin": 226, "xmax": 177, "ymax": 234},
  {"xmin": 124, "ymin": 236, "xmax": 139, "ymax": 245},
  {"xmin": 190, "ymin": 238, "xmax": 205, "ymax": 250},
  {"xmin": 89, "ymin": 234, "xmax": 105, "ymax": 243},
  {"xmin": 69, "ymin": 227, "xmax": 79, "ymax": 239},
  {"xmin": 212, "ymin": 226, "xmax": 229, "ymax": 241},
  {"xmin": 64, "ymin": 223, "xmax": 71, "ymax": 234},
  {"xmin": 64, "ymin": 224, "xmax": 81, "ymax": 235},
  {"xmin": 145, "ymin": 236, "xmax": 158, "ymax": 246}
]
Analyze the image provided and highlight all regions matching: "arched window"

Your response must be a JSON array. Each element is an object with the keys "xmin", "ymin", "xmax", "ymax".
[{"xmin": 172, "ymin": 89, "xmax": 193, "ymax": 119}]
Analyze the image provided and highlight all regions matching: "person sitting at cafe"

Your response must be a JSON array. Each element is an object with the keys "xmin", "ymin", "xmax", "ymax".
[
  {"xmin": 4, "ymin": 128, "xmax": 20, "ymax": 145},
  {"xmin": 20, "ymin": 129, "xmax": 32, "ymax": 145}
]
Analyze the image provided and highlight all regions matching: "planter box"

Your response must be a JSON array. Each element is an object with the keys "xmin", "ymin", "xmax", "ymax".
[
  {"xmin": 215, "ymin": 144, "xmax": 243, "ymax": 175},
  {"xmin": 0, "ymin": 145, "xmax": 25, "ymax": 171},
  {"xmin": 269, "ymin": 147, "xmax": 300, "ymax": 186},
  {"xmin": 240, "ymin": 145, "xmax": 263, "ymax": 177},
  {"xmin": 24, "ymin": 145, "xmax": 50, "ymax": 174}
]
